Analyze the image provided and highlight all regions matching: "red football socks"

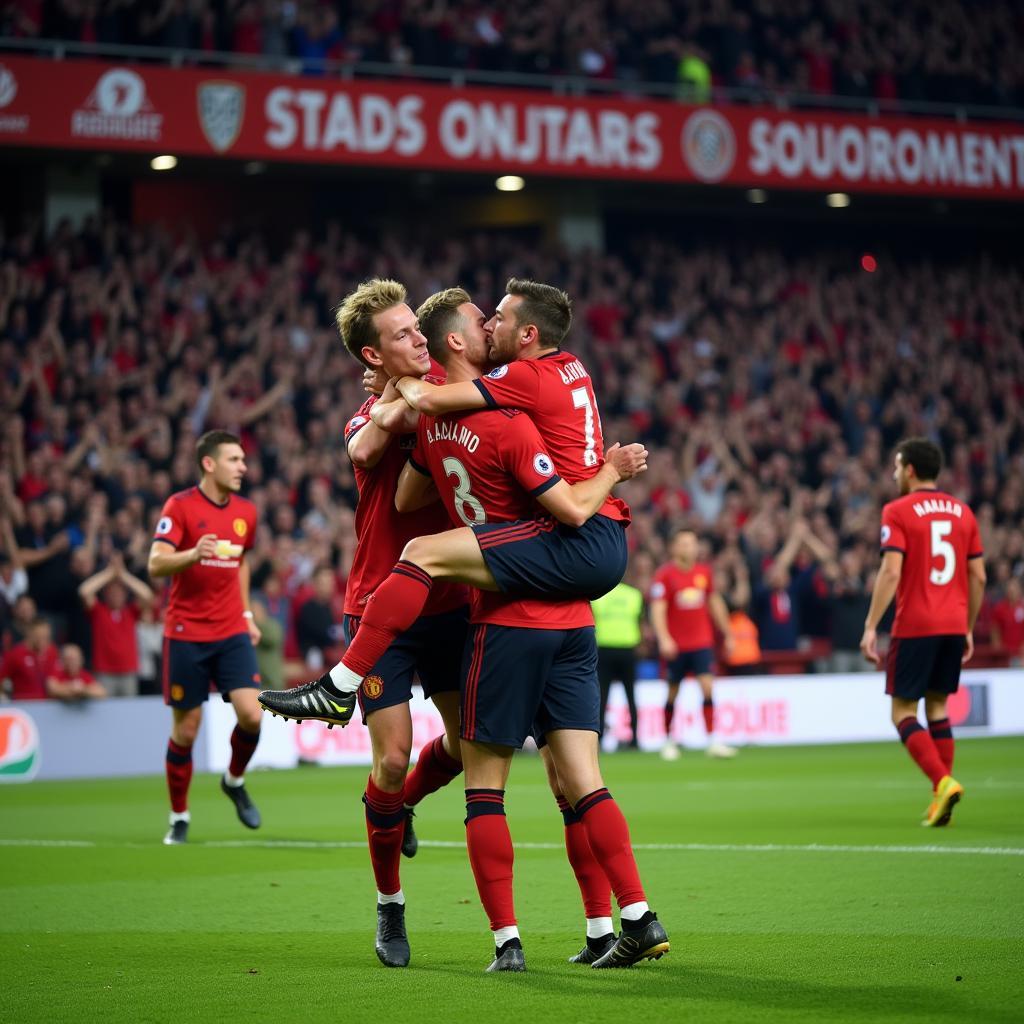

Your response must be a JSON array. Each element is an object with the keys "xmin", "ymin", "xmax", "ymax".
[
  {"xmin": 557, "ymin": 795, "xmax": 612, "ymax": 919},
  {"xmin": 465, "ymin": 789, "xmax": 517, "ymax": 929},
  {"xmin": 363, "ymin": 775, "xmax": 406, "ymax": 895},
  {"xmin": 404, "ymin": 735, "xmax": 463, "ymax": 807},
  {"xmin": 342, "ymin": 562, "xmax": 433, "ymax": 676},
  {"xmin": 165, "ymin": 739, "xmax": 193, "ymax": 813},
  {"xmin": 575, "ymin": 788, "xmax": 646, "ymax": 910},
  {"xmin": 702, "ymin": 698, "xmax": 715, "ymax": 735},
  {"xmin": 897, "ymin": 717, "xmax": 947, "ymax": 788},
  {"xmin": 928, "ymin": 717, "xmax": 955, "ymax": 775},
  {"xmin": 228, "ymin": 725, "xmax": 260, "ymax": 778}
]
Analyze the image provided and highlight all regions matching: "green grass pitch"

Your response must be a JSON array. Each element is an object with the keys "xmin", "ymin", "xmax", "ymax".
[{"xmin": 1, "ymin": 736, "xmax": 1022, "ymax": 1023}]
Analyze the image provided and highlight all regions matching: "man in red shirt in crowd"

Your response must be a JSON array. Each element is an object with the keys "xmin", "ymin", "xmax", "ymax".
[
  {"xmin": 390, "ymin": 287, "xmax": 665, "ymax": 972},
  {"xmin": 1, "ymin": 617, "xmax": 60, "ymax": 700},
  {"xmin": 861, "ymin": 438, "xmax": 986, "ymax": 828},
  {"xmin": 148, "ymin": 430, "xmax": 263, "ymax": 846},
  {"xmin": 78, "ymin": 552, "xmax": 154, "ymax": 697},
  {"xmin": 47, "ymin": 643, "xmax": 107, "ymax": 701},
  {"xmin": 650, "ymin": 529, "xmax": 737, "ymax": 761},
  {"xmin": 991, "ymin": 576, "xmax": 1024, "ymax": 666}
]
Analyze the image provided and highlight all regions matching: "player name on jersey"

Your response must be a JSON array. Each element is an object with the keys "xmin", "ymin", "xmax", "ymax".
[
  {"xmin": 911, "ymin": 497, "xmax": 964, "ymax": 518},
  {"xmin": 425, "ymin": 419, "xmax": 481, "ymax": 452},
  {"xmin": 558, "ymin": 359, "xmax": 589, "ymax": 385}
]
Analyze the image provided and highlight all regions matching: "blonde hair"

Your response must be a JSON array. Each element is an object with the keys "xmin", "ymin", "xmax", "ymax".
[
  {"xmin": 334, "ymin": 278, "xmax": 407, "ymax": 367},
  {"xmin": 416, "ymin": 287, "xmax": 471, "ymax": 365}
]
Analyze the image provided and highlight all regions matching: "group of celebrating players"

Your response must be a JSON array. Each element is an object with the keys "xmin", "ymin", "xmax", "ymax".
[{"xmin": 147, "ymin": 273, "xmax": 984, "ymax": 973}]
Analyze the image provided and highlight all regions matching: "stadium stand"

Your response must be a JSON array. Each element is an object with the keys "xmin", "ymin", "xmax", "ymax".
[
  {"xmin": 0, "ymin": 214, "xmax": 1020, "ymax": 684},
  {"xmin": 3, "ymin": 0, "xmax": 1023, "ymax": 112}
]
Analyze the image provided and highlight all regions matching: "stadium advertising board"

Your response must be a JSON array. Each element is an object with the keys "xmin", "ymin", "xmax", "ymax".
[
  {"xmin": 2, "ymin": 56, "xmax": 1024, "ymax": 198},
  {"xmin": 3, "ymin": 670, "xmax": 1022, "ymax": 779},
  {"xmin": 200, "ymin": 669, "xmax": 1024, "ymax": 770}
]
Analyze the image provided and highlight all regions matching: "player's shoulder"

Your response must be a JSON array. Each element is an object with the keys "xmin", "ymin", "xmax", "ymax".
[
  {"xmin": 882, "ymin": 492, "xmax": 914, "ymax": 517},
  {"xmin": 942, "ymin": 491, "xmax": 978, "ymax": 522},
  {"xmin": 347, "ymin": 395, "xmax": 377, "ymax": 423},
  {"xmin": 480, "ymin": 361, "xmax": 524, "ymax": 384},
  {"xmin": 229, "ymin": 493, "xmax": 257, "ymax": 518},
  {"xmin": 165, "ymin": 486, "xmax": 198, "ymax": 509}
]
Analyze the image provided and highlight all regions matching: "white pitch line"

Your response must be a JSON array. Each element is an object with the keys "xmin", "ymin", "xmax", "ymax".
[
  {"xmin": 0, "ymin": 839, "xmax": 94, "ymax": 847},
  {"xmin": 2, "ymin": 838, "xmax": 1021, "ymax": 857}
]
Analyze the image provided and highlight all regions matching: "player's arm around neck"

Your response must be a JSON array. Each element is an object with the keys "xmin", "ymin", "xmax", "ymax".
[
  {"xmin": 369, "ymin": 396, "xmax": 420, "ymax": 434},
  {"xmin": 395, "ymin": 377, "xmax": 487, "ymax": 415},
  {"xmin": 395, "ymin": 461, "xmax": 440, "ymax": 513}
]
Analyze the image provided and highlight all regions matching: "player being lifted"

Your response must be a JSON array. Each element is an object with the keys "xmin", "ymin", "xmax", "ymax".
[
  {"xmin": 860, "ymin": 438, "xmax": 985, "ymax": 827},
  {"xmin": 392, "ymin": 287, "xmax": 666, "ymax": 970},
  {"xmin": 148, "ymin": 430, "xmax": 264, "ymax": 845},
  {"xmin": 260, "ymin": 279, "xmax": 632, "ymax": 727}
]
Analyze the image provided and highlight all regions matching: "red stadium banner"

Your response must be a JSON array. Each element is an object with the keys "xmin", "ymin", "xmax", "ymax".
[{"xmin": 2, "ymin": 55, "xmax": 1024, "ymax": 198}]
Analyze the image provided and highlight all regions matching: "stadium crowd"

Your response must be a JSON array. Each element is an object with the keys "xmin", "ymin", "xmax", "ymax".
[
  {"xmin": 1, "ymin": 212, "xmax": 1023, "ymax": 698},
  {"xmin": 3, "ymin": 0, "xmax": 1022, "ymax": 110}
]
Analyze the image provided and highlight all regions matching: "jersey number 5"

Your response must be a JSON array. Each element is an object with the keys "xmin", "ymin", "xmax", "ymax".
[
  {"xmin": 442, "ymin": 456, "xmax": 487, "ymax": 527},
  {"xmin": 930, "ymin": 520, "xmax": 956, "ymax": 586}
]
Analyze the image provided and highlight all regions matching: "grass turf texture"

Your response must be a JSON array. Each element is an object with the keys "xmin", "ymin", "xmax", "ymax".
[{"xmin": 1, "ymin": 737, "xmax": 1022, "ymax": 1024}]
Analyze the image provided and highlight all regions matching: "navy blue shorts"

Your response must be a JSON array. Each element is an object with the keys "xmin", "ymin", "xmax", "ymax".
[
  {"xmin": 665, "ymin": 647, "xmax": 715, "ymax": 682},
  {"xmin": 885, "ymin": 635, "xmax": 965, "ymax": 701},
  {"xmin": 461, "ymin": 623, "xmax": 599, "ymax": 748},
  {"xmin": 472, "ymin": 513, "xmax": 627, "ymax": 601},
  {"xmin": 344, "ymin": 606, "xmax": 468, "ymax": 717},
  {"xmin": 163, "ymin": 633, "xmax": 260, "ymax": 710}
]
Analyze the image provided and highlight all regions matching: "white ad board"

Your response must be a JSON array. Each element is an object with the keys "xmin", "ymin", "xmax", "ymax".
[{"xmin": 202, "ymin": 668, "xmax": 1024, "ymax": 771}]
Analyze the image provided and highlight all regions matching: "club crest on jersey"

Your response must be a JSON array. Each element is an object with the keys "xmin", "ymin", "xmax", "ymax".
[
  {"xmin": 485, "ymin": 365, "xmax": 509, "ymax": 380},
  {"xmin": 233, "ymin": 518, "xmax": 247, "ymax": 538},
  {"xmin": 533, "ymin": 453, "xmax": 554, "ymax": 476},
  {"xmin": 348, "ymin": 416, "xmax": 367, "ymax": 430},
  {"xmin": 880, "ymin": 525, "xmax": 891, "ymax": 544},
  {"xmin": 156, "ymin": 516, "xmax": 173, "ymax": 535},
  {"xmin": 362, "ymin": 675, "xmax": 384, "ymax": 699}
]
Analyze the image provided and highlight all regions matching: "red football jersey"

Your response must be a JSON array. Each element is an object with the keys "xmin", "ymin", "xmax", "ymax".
[
  {"xmin": 153, "ymin": 487, "xmax": 257, "ymax": 641},
  {"xmin": 89, "ymin": 601, "xmax": 140, "ymax": 673},
  {"xmin": 992, "ymin": 599, "xmax": 1024, "ymax": 652},
  {"xmin": 880, "ymin": 489, "xmax": 983, "ymax": 637},
  {"xmin": 2, "ymin": 642, "xmax": 60, "ymax": 700},
  {"xmin": 472, "ymin": 350, "xmax": 630, "ymax": 524},
  {"xmin": 344, "ymin": 396, "xmax": 465, "ymax": 618},
  {"xmin": 649, "ymin": 562, "xmax": 716, "ymax": 651},
  {"xmin": 411, "ymin": 407, "xmax": 594, "ymax": 629}
]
